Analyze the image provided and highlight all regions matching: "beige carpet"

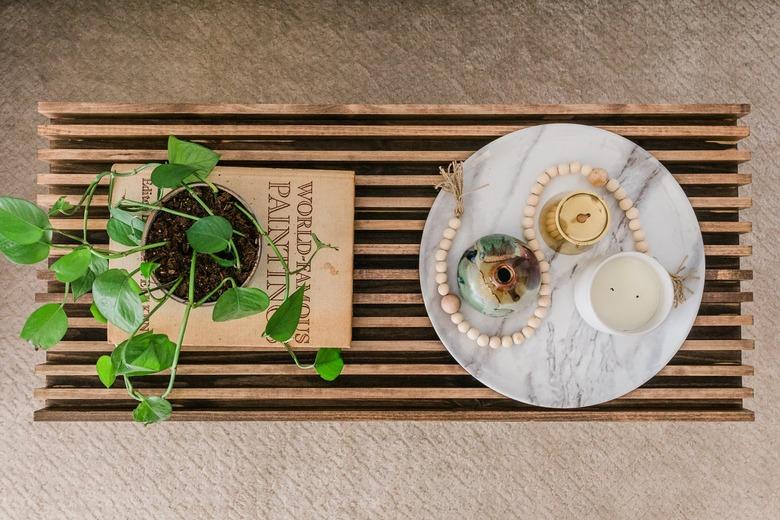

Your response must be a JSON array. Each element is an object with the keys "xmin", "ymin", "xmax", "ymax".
[{"xmin": 1, "ymin": 1, "xmax": 777, "ymax": 518}]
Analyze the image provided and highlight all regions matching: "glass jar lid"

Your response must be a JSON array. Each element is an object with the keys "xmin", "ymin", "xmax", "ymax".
[{"xmin": 556, "ymin": 191, "xmax": 610, "ymax": 245}]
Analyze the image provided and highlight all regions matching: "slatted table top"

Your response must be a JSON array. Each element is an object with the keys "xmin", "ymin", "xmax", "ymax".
[{"xmin": 34, "ymin": 103, "xmax": 753, "ymax": 421}]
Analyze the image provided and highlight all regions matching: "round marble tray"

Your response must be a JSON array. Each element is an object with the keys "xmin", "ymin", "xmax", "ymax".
[{"xmin": 419, "ymin": 124, "xmax": 705, "ymax": 408}]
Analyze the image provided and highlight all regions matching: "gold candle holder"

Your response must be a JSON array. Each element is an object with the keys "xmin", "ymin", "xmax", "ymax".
[{"xmin": 539, "ymin": 191, "xmax": 610, "ymax": 255}]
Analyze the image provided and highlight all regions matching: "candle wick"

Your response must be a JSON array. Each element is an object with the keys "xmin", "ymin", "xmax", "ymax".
[{"xmin": 576, "ymin": 212, "xmax": 591, "ymax": 223}]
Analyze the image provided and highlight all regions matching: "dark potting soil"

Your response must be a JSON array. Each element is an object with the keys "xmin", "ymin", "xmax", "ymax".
[{"xmin": 144, "ymin": 186, "xmax": 261, "ymax": 303}]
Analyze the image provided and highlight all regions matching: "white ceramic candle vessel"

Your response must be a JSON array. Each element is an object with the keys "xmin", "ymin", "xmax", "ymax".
[{"xmin": 574, "ymin": 252, "xmax": 674, "ymax": 336}]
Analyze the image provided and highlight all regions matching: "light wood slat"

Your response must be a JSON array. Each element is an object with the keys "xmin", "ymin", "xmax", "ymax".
[
  {"xmin": 36, "ymin": 268, "xmax": 753, "ymax": 282},
  {"xmin": 33, "ymin": 386, "xmax": 754, "ymax": 401},
  {"xmin": 36, "ymin": 172, "xmax": 753, "ymax": 187},
  {"xmin": 351, "ymin": 244, "xmax": 752, "ymax": 257},
  {"xmin": 44, "ymin": 338, "xmax": 756, "ymax": 353},
  {"xmin": 58, "ymin": 314, "xmax": 752, "ymax": 330},
  {"xmin": 37, "ymin": 102, "xmax": 752, "ymax": 118},
  {"xmin": 45, "ymin": 218, "xmax": 753, "ymax": 234},
  {"xmin": 37, "ymin": 123, "xmax": 751, "ymax": 141},
  {"xmin": 35, "ymin": 194, "xmax": 754, "ymax": 210},
  {"xmin": 37, "ymin": 148, "xmax": 752, "ymax": 164},
  {"xmin": 31, "ymin": 408, "xmax": 757, "ymax": 422},
  {"xmin": 701, "ymin": 292, "xmax": 753, "ymax": 304},
  {"xmin": 34, "ymin": 363, "xmax": 754, "ymax": 377}
]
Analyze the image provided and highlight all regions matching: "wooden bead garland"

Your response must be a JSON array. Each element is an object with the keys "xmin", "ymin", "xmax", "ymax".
[{"xmin": 435, "ymin": 161, "xmax": 650, "ymax": 348}]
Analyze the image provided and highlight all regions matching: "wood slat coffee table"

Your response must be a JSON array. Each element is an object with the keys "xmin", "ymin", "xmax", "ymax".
[{"xmin": 33, "ymin": 103, "xmax": 754, "ymax": 421}]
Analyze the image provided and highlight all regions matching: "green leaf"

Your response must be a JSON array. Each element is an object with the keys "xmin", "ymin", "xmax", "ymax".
[
  {"xmin": 90, "ymin": 302, "xmax": 108, "ymax": 324},
  {"xmin": 264, "ymin": 285, "xmax": 306, "ymax": 342},
  {"xmin": 212, "ymin": 287, "xmax": 270, "ymax": 322},
  {"xmin": 47, "ymin": 196, "xmax": 76, "ymax": 216},
  {"xmin": 20, "ymin": 303, "xmax": 68, "ymax": 350},
  {"xmin": 71, "ymin": 269, "xmax": 95, "ymax": 301},
  {"xmin": 92, "ymin": 269, "xmax": 144, "ymax": 332},
  {"xmin": 186, "ymin": 215, "xmax": 232, "ymax": 253},
  {"xmin": 139, "ymin": 261, "xmax": 160, "ymax": 278},
  {"xmin": 50, "ymin": 247, "xmax": 92, "ymax": 283},
  {"xmin": 314, "ymin": 348, "xmax": 344, "ymax": 381},
  {"xmin": 106, "ymin": 217, "xmax": 141, "ymax": 247},
  {"xmin": 150, "ymin": 163, "xmax": 199, "ymax": 189},
  {"xmin": 89, "ymin": 254, "xmax": 108, "ymax": 276},
  {"xmin": 110, "ymin": 331, "xmax": 176, "ymax": 377},
  {"xmin": 133, "ymin": 396, "xmax": 172, "ymax": 425},
  {"xmin": 95, "ymin": 355, "xmax": 116, "ymax": 388},
  {"xmin": 0, "ymin": 235, "xmax": 50, "ymax": 264},
  {"xmin": 167, "ymin": 136, "xmax": 219, "ymax": 180},
  {"xmin": 0, "ymin": 197, "xmax": 50, "ymax": 245}
]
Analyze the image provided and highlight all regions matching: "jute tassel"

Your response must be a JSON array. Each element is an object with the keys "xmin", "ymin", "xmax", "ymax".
[
  {"xmin": 435, "ymin": 161, "xmax": 465, "ymax": 217},
  {"xmin": 669, "ymin": 255, "xmax": 697, "ymax": 307}
]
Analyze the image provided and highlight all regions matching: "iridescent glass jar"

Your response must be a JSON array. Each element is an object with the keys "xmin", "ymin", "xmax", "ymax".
[{"xmin": 456, "ymin": 234, "xmax": 541, "ymax": 317}]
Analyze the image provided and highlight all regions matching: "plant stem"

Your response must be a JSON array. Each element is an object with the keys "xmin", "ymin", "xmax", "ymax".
[
  {"xmin": 183, "ymin": 183, "xmax": 214, "ymax": 216},
  {"xmin": 161, "ymin": 252, "xmax": 197, "ymax": 399},
  {"xmin": 120, "ymin": 200, "xmax": 199, "ymax": 221},
  {"xmin": 283, "ymin": 342, "xmax": 315, "ymax": 369},
  {"xmin": 131, "ymin": 277, "xmax": 183, "ymax": 336},
  {"xmin": 106, "ymin": 241, "xmax": 167, "ymax": 259},
  {"xmin": 234, "ymin": 203, "xmax": 290, "ymax": 298},
  {"xmin": 194, "ymin": 277, "xmax": 236, "ymax": 307}
]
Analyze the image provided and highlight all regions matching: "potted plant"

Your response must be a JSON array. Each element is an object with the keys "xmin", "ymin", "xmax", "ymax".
[{"xmin": 1, "ymin": 136, "xmax": 344, "ymax": 424}]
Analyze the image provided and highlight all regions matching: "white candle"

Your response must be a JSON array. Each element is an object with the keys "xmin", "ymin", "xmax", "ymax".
[
  {"xmin": 591, "ymin": 256, "xmax": 661, "ymax": 332},
  {"xmin": 574, "ymin": 252, "xmax": 674, "ymax": 336}
]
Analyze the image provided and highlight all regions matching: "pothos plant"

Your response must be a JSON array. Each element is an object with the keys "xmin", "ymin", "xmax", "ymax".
[{"xmin": 1, "ymin": 136, "xmax": 344, "ymax": 424}]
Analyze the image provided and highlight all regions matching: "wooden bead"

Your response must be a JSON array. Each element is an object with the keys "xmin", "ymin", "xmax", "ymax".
[
  {"xmin": 534, "ymin": 249, "xmax": 544, "ymax": 262},
  {"xmin": 442, "ymin": 227, "xmax": 456, "ymax": 239},
  {"xmin": 457, "ymin": 320, "xmax": 471, "ymax": 333},
  {"xmin": 619, "ymin": 198, "xmax": 633, "ymax": 211},
  {"xmin": 580, "ymin": 164, "xmax": 593, "ymax": 176},
  {"xmin": 614, "ymin": 187, "xmax": 627, "ymax": 201},
  {"xmin": 545, "ymin": 166, "xmax": 558, "ymax": 178},
  {"xmin": 541, "ymin": 272, "xmax": 551, "ymax": 284},
  {"xmin": 441, "ymin": 293, "xmax": 460, "ymax": 314},
  {"xmin": 489, "ymin": 336, "xmax": 501, "ymax": 349},
  {"xmin": 587, "ymin": 168, "xmax": 608, "ymax": 188},
  {"xmin": 523, "ymin": 228, "xmax": 536, "ymax": 240},
  {"xmin": 536, "ymin": 173, "xmax": 550, "ymax": 186},
  {"xmin": 531, "ymin": 183, "xmax": 544, "ymax": 195},
  {"xmin": 501, "ymin": 335, "xmax": 513, "ymax": 348},
  {"xmin": 534, "ymin": 306, "xmax": 548, "ymax": 319},
  {"xmin": 435, "ymin": 249, "xmax": 447, "ymax": 261},
  {"xmin": 435, "ymin": 272, "xmax": 447, "ymax": 284},
  {"xmin": 528, "ymin": 239, "xmax": 540, "ymax": 251},
  {"xmin": 557, "ymin": 163, "xmax": 570, "ymax": 176},
  {"xmin": 635, "ymin": 241, "xmax": 649, "ymax": 253},
  {"xmin": 435, "ymin": 261, "xmax": 447, "ymax": 273},
  {"xmin": 539, "ymin": 284, "xmax": 551, "ymax": 296},
  {"xmin": 476, "ymin": 334, "xmax": 489, "ymax": 347},
  {"xmin": 527, "ymin": 194, "xmax": 539, "ymax": 207},
  {"xmin": 439, "ymin": 238, "xmax": 452, "ymax": 251},
  {"xmin": 450, "ymin": 312, "xmax": 464, "ymax": 324},
  {"xmin": 522, "ymin": 326, "xmax": 534, "ymax": 339},
  {"xmin": 527, "ymin": 316, "xmax": 541, "ymax": 329},
  {"xmin": 437, "ymin": 283, "xmax": 450, "ymax": 296},
  {"xmin": 467, "ymin": 327, "xmax": 480, "ymax": 340},
  {"xmin": 628, "ymin": 219, "xmax": 641, "ymax": 231},
  {"xmin": 632, "ymin": 229, "xmax": 646, "ymax": 241},
  {"xmin": 539, "ymin": 261, "xmax": 550, "ymax": 273},
  {"xmin": 523, "ymin": 206, "xmax": 536, "ymax": 217},
  {"xmin": 625, "ymin": 207, "xmax": 639, "ymax": 220},
  {"xmin": 522, "ymin": 217, "xmax": 535, "ymax": 229},
  {"xmin": 606, "ymin": 179, "xmax": 620, "ymax": 192},
  {"xmin": 538, "ymin": 295, "xmax": 551, "ymax": 307},
  {"xmin": 569, "ymin": 161, "xmax": 581, "ymax": 174},
  {"xmin": 448, "ymin": 217, "xmax": 461, "ymax": 230},
  {"xmin": 512, "ymin": 332, "xmax": 525, "ymax": 345}
]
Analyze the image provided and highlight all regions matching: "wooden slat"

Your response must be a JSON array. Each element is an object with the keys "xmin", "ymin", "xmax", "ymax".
[
  {"xmin": 45, "ymin": 338, "xmax": 756, "ymax": 353},
  {"xmin": 34, "ymin": 386, "xmax": 754, "ymax": 401},
  {"xmin": 37, "ymin": 148, "xmax": 752, "ymax": 164},
  {"xmin": 34, "ymin": 363, "xmax": 754, "ymax": 377},
  {"xmin": 37, "ymin": 123, "xmax": 751, "ymax": 141},
  {"xmin": 37, "ymin": 102, "xmax": 752, "ymax": 118}
]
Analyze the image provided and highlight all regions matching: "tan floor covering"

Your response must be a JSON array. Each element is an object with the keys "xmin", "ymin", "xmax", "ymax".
[{"xmin": 1, "ymin": 1, "xmax": 778, "ymax": 518}]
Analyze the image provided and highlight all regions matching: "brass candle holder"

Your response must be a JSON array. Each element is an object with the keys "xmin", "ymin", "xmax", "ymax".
[{"xmin": 539, "ymin": 191, "xmax": 610, "ymax": 255}]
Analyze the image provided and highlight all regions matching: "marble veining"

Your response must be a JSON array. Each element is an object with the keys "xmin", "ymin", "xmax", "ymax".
[{"xmin": 419, "ymin": 124, "xmax": 705, "ymax": 408}]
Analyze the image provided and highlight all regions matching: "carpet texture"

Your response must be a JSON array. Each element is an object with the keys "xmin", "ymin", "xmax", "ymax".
[{"xmin": 1, "ymin": 1, "xmax": 777, "ymax": 518}]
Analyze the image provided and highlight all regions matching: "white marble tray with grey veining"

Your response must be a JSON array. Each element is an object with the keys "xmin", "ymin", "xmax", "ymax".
[{"xmin": 419, "ymin": 124, "xmax": 705, "ymax": 408}]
